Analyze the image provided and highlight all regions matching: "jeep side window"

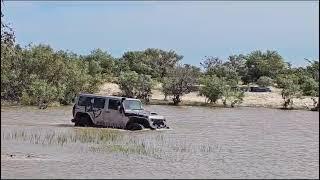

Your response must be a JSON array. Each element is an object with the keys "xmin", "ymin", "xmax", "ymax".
[
  {"xmin": 93, "ymin": 98, "xmax": 105, "ymax": 109},
  {"xmin": 78, "ymin": 96, "xmax": 92, "ymax": 106},
  {"xmin": 108, "ymin": 99, "xmax": 120, "ymax": 110}
]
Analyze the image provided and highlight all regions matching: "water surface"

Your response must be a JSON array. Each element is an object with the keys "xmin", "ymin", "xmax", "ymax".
[{"xmin": 1, "ymin": 105, "xmax": 319, "ymax": 179}]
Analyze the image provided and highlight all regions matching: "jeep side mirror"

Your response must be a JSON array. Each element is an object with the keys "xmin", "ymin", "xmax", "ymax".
[{"xmin": 90, "ymin": 99, "xmax": 94, "ymax": 104}]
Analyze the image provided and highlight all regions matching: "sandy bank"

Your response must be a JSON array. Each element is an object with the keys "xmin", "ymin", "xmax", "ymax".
[{"xmin": 97, "ymin": 83, "xmax": 317, "ymax": 110}]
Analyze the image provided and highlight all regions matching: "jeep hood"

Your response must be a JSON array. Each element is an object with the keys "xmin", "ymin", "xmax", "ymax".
[{"xmin": 124, "ymin": 109, "xmax": 165, "ymax": 120}]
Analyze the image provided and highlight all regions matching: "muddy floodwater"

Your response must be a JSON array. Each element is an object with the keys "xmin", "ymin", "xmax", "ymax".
[{"xmin": 1, "ymin": 105, "xmax": 319, "ymax": 179}]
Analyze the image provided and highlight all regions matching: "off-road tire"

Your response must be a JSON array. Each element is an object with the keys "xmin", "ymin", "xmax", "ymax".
[
  {"xmin": 75, "ymin": 122, "xmax": 81, "ymax": 127},
  {"xmin": 127, "ymin": 123, "xmax": 144, "ymax": 131},
  {"xmin": 75, "ymin": 115, "xmax": 93, "ymax": 127}
]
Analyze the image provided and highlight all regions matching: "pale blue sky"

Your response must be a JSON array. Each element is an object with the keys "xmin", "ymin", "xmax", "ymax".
[{"xmin": 2, "ymin": 1, "xmax": 319, "ymax": 67}]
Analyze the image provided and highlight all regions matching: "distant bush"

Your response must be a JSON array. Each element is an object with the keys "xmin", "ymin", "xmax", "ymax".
[
  {"xmin": 299, "ymin": 76, "xmax": 319, "ymax": 96},
  {"xmin": 199, "ymin": 75, "xmax": 244, "ymax": 107},
  {"xmin": 279, "ymin": 75, "xmax": 302, "ymax": 109},
  {"xmin": 199, "ymin": 75, "xmax": 223, "ymax": 104},
  {"xmin": 162, "ymin": 65, "xmax": 199, "ymax": 105},
  {"xmin": 118, "ymin": 71, "xmax": 153, "ymax": 102},
  {"xmin": 275, "ymin": 74, "xmax": 299, "ymax": 89},
  {"xmin": 221, "ymin": 86, "xmax": 245, "ymax": 108},
  {"xmin": 21, "ymin": 79, "xmax": 62, "ymax": 106},
  {"xmin": 1, "ymin": 44, "xmax": 106, "ymax": 107},
  {"xmin": 256, "ymin": 76, "xmax": 273, "ymax": 87}
]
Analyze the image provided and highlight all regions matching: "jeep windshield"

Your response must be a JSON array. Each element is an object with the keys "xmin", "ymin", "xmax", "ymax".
[{"xmin": 123, "ymin": 100, "xmax": 143, "ymax": 110}]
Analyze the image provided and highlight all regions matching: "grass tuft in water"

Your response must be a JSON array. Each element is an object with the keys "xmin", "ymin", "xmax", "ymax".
[
  {"xmin": 1, "ymin": 128, "xmax": 123, "ymax": 146},
  {"xmin": 2, "ymin": 128, "xmax": 225, "ymax": 160}
]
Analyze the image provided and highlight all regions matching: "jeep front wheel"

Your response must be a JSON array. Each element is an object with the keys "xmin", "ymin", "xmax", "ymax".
[{"xmin": 127, "ymin": 123, "xmax": 144, "ymax": 131}]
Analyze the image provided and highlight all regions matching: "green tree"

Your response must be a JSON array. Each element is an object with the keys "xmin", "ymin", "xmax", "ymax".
[
  {"xmin": 1, "ymin": 1, "xmax": 15, "ymax": 49},
  {"xmin": 84, "ymin": 49, "xmax": 115, "ymax": 77},
  {"xmin": 135, "ymin": 74, "xmax": 153, "ymax": 102},
  {"xmin": 304, "ymin": 59, "xmax": 319, "ymax": 81},
  {"xmin": 245, "ymin": 50, "xmax": 287, "ymax": 83},
  {"xmin": 304, "ymin": 59, "xmax": 319, "ymax": 110},
  {"xmin": 226, "ymin": 54, "xmax": 248, "ymax": 83},
  {"xmin": 118, "ymin": 71, "xmax": 139, "ymax": 98},
  {"xmin": 144, "ymin": 48, "xmax": 183, "ymax": 79},
  {"xmin": 113, "ymin": 58, "xmax": 130, "ymax": 77},
  {"xmin": 120, "ymin": 51, "xmax": 152, "ymax": 76},
  {"xmin": 221, "ymin": 84, "xmax": 245, "ymax": 108},
  {"xmin": 21, "ymin": 78, "xmax": 62, "ymax": 107},
  {"xmin": 119, "ymin": 49, "xmax": 183, "ymax": 80},
  {"xmin": 1, "ymin": 43, "xmax": 105, "ymax": 107},
  {"xmin": 59, "ymin": 59, "xmax": 91, "ymax": 104},
  {"xmin": 278, "ymin": 75, "xmax": 302, "ymax": 109},
  {"xmin": 199, "ymin": 75, "xmax": 223, "ymax": 103},
  {"xmin": 200, "ymin": 56, "xmax": 240, "ymax": 85},
  {"xmin": 118, "ymin": 71, "xmax": 153, "ymax": 101},
  {"xmin": 256, "ymin": 76, "xmax": 273, "ymax": 87},
  {"xmin": 299, "ymin": 76, "xmax": 319, "ymax": 96},
  {"xmin": 1, "ymin": 45, "xmax": 25, "ymax": 101},
  {"xmin": 87, "ymin": 60, "xmax": 102, "ymax": 76},
  {"xmin": 199, "ymin": 74, "xmax": 244, "ymax": 107},
  {"xmin": 162, "ymin": 65, "xmax": 199, "ymax": 105}
]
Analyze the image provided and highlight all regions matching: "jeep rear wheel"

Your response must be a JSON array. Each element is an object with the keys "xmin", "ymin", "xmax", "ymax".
[
  {"xmin": 75, "ymin": 115, "xmax": 93, "ymax": 127},
  {"xmin": 75, "ymin": 122, "xmax": 81, "ymax": 127},
  {"xmin": 127, "ymin": 123, "xmax": 144, "ymax": 131}
]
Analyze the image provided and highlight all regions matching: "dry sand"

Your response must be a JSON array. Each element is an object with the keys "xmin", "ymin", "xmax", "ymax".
[{"xmin": 98, "ymin": 83, "xmax": 316, "ymax": 109}]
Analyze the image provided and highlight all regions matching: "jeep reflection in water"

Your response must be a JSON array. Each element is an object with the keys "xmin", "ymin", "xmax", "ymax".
[{"xmin": 71, "ymin": 94, "xmax": 169, "ymax": 130}]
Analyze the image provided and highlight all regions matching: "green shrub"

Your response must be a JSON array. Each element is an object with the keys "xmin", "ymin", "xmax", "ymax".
[
  {"xmin": 256, "ymin": 76, "xmax": 273, "ymax": 87},
  {"xmin": 20, "ymin": 79, "xmax": 62, "ymax": 107},
  {"xmin": 21, "ymin": 91, "xmax": 32, "ymax": 105},
  {"xmin": 199, "ymin": 74, "xmax": 244, "ymax": 107},
  {"xmin": 275, "ymin": 74, "xmax": 299, "ymax": 88},
  {"xmin": 1, "ymin": 44, "xmax": 109, "ymax": 107},
  {"xmin": 300, "ymin": 76, "xmax": 319, "ymax": 96},
  {"xmin": 199, "ymin": 75, "xmax": 223, "ymax": 103},
  {"xmin": 162, "ymin": 65, "xmax": 199, "ymax": 105},
  {"xmin": 220, "ymin": 80, "xmax": 244, "ymax": 107},
  {"xmin": 280, "ymin": 76, "xmax": 302, "ymax": 109},
  {"xmin": 118, "ymin": 71, "xmax": 153, "ymax": 102}
]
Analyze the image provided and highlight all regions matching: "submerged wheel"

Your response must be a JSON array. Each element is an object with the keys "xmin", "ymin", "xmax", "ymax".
[
  {"xmin": 75, "ymin": 122, "xmax": 81, "ymax": 127},
  {"xmin": 127, "ymin": 123, "xmax": 144, "ymax": 131},
  {"xmin": 75, "ymin": 115, "xmax": 93, "ymax": 127}
]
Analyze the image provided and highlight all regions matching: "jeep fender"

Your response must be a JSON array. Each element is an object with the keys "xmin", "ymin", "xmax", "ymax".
[{"xmin": 125, "ymin": 116, "xmax": 154, "ymax": 130}]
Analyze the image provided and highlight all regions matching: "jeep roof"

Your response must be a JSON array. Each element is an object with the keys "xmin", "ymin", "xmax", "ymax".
[{"xmin": 77, "ymin": 93, "xmax": 140, "ymax": 101}]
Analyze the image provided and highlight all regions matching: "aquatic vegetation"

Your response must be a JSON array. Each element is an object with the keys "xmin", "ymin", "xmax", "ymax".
[
  {"xmin": 1, "ymin": 127, "xmax": 226, "ymax": 160},
  {"xmin": 89, "ymin": 144, "xmax": 148, "ymax": 156},
  {"xmin": 1, "ymin": 128, "xmax": 123, "ymax": 146}
]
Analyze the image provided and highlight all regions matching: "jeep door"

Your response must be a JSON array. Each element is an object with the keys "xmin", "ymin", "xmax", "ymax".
[
  {"xmin": 75, "ymin": 96, "xmax": 106, "ymax": 125},
  {"xmin": 104, "ymin": 98, "xmax": 127, "ymax": 128},
  {"xmin": 90, "ymin": 97, "xmax": 107, "ymax": 125}
]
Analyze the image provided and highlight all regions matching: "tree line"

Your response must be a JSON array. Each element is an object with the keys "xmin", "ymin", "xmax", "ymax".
[
  {"xmin": 1, "ymin": 42, "xmax": 318, "ymax": 109},
  {"xmin": 1, "ymin": 7, "xmax": 319, "ymax": 110}
]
